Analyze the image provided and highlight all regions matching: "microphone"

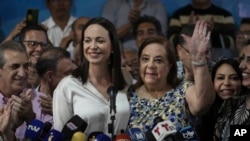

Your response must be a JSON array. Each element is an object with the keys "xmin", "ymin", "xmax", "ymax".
[
  {"xmin": 165, "ymin": 131, "xmax": 184, "ymax": 141},
  {"xmin": 180, "ymin": 126, "xmax": 199, "ymax": 141},
  {"xmin": 107, "ymin": 85, "xmax": 118, "ymax": 115},
  {"xmin": 44, "ymin": 129, "xmax": 65, "ymax": 141},
  {"xmin": 88, "ymin": 131, "xmax": 103, "ymax": 141},
  {"xmin": 70, "ymin": 132, "xmax": 87, "ymax": 141},
  {"xmin": 95, "ymin": 133, "xmax": 112, "ymax": 141},
  {"xmin": 61, "ymin": 115, "xmax": 88, "ymax": 140},
  {"xmin": 107, "ymin": 85, "xmax": 118, "ymax": 140},
  {"xmin": 148, "ymin": 117, "xmax": 177, "ymax": 141},
  {"xmin": 126, "ymin": 128, "xmax": 146, "ymax": 141},
  {"xmin": 145, "ymin": 130, "xmax": 156, "ymax": 141},
  {"xmin": 146, "ymin": 128, "xmax": 183, "ymax": 141},
  {"xmin": 25, "ymin": 119, "xmax": 45, "ymax": 140},
  {"xmin": 38, "ymin": 122, "xmax": 52, "ymax": 141},
  {"xmin": 115, "ymin": 129, "xmax": 131, "ymax": 141}
]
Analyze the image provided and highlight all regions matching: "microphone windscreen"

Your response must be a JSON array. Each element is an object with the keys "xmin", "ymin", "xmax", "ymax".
[
  {"xmin": 25, "ymin": 119, "xmax": 45, "ymax": 140},
  {"xmin": 151, "ymin": 120, "xmax": 177, "ymax": 141},
  {"xmin": 71, "ymin": 132, "xmax": 87, "ymax": 141},
  {"xmin": 95, "ymin": 133, "xmax": 112, "ymax": 141},
  {"xmin": 44, "ymin": 129, "xmax": 65, "ymax": 141},
  {"xmin": 153, "ymin": 117, "xmax": 163, "ymax": 125},
  {"xmin": 61, "ymin": 115, "xmax": 88, "ymax": 140},
  {"xmin": 115, "ymin": 133, "xmax": 132, "ymax": 141},
  {"xmin": 88, "ymin": 131, "xmax": 103, "ymax": 141},
  {"xmin": 180, "ymin": 126, "xmax": 199, "ymax": 140},
  {"xmin": 145, "ymin": 130, "xmax": 156, "ymax": 141},
  {"xmin": 39, "ymin": 122, "xmax": 52, "ymax": 140},
  {"xmin": 126, "ymin": 128, "xmax": 146, "ymax": 141}
]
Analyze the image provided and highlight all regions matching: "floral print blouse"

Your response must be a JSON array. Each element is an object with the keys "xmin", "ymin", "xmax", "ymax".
[{"xmin": 127, "ymin": 81, "xmax": 193, "ymax": 133}]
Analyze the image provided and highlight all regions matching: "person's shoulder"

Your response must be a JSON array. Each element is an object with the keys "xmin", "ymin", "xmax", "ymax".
[
  {"xmin": 53, "ymin": 75, "xmax": 82, "ymax": 98},
  {"xmin": 126, "ymin": 85, "xmax": 137, "ymax": 101},
  {"xmin": 69, "ymin": 15, "xmax": 77, "ymax": 23},
  {"xmin": 56, "ymin": 75, "xmax": 79, "ymax": 89},
  {"xmin": 175, "ymin": 80, "xmax": 194, "ymax": 91},
  {"xmin": 42, "ymin": 16, "xmax": 50, "ymax": 24},
  {"xmin": 210, "ymin": 4, "xmax": 233, "ymax": 16},
  {"xmin": 60, "ymin": 75, "xmax": 77, "ymax": 84},
  {"xmin": 172, "ymin": 4, "xmax": 192, "ymax": 17},
  {"xmin": 41, "ymin": 16, "xmax": 55, "ymax": 28}
]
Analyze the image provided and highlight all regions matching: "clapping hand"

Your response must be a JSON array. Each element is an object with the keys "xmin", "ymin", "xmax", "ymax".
[
  {"xmin": 0, "ymin": 99, "xmax": 12, "ymax": 134},
  {"xmin": 11, "ymin": 89, "xmax": 35, "ymax": 124},
  {"xmin": 39, "ymin": 94, "xmax": 53, "ymax": 116},
  {"xmin": 128, "ymin": 8, "xmax": 140, "ymax": 24},
  {"xmin": 128, "ymin": 0, "xmax": 141, "ymax": 24},
  {"xmin": 0, "ymin": 99, "xmax": 15, "ymax": 141}
]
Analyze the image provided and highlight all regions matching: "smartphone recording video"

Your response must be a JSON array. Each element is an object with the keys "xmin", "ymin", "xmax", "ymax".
[{"xmin": 26, "ymin": 9, "xmax": 39, "ymax": 25}]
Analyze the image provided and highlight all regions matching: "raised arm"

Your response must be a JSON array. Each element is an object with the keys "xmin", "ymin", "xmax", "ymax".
[
  {"xmin": 1, "ymin": 19, "xmax": 26, "ymax": 45},
  {"xmin": 183, "ymin": 20, "xmax": 215, "ymax": 116}
]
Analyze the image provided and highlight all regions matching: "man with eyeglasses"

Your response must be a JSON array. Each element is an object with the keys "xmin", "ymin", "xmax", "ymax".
[
  {"xmin": 0, "ymin": 41, "xmax": 52, "ymax": 140},
  {"xmin": 19, "ymin": 24, "xmax": 50, "ymax": 89},
  {"xmin": 236, "ymin": 18, "xmax": 250, "ymax": 56},
  {"xmin": 123, "ymin": 47, "xmax": 139, "ymax": 82},
  {"xmin": 19, "ymin": 25, "xmax": 54, "ymax": 118}
]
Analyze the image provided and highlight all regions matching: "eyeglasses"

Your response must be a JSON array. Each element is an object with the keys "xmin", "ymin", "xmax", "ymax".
[
  {"xmin": 126, "ymin": 59, "xmax": 138, "ymax": 68},
  {"xmin": 237, "ymin": 30, "xmax": 250, "ymax": 38},
  {"xmin": 23, "ymin": 41, "xmax": 50, "ymax": 49}
]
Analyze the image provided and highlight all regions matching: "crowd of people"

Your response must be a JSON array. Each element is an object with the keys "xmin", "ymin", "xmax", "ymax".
[{"xmin": 0, "ymin": 0, "xmax": 250, "ymax": 141}]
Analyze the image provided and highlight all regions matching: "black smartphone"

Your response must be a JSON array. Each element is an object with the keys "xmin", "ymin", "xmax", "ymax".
[{"xmin": 26, "ymin": 9, "xmax": 39, "ymax": 25}]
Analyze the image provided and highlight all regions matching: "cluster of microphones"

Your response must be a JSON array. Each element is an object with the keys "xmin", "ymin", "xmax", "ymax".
[{"xmin": 24, "ymin": 115, "xmax": 200, "ymax": 141}]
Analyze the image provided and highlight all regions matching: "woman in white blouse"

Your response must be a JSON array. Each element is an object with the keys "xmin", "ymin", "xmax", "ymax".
[{"xmin": 53, "ymin": 17, "xmax": 130, "ymax": 137}]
